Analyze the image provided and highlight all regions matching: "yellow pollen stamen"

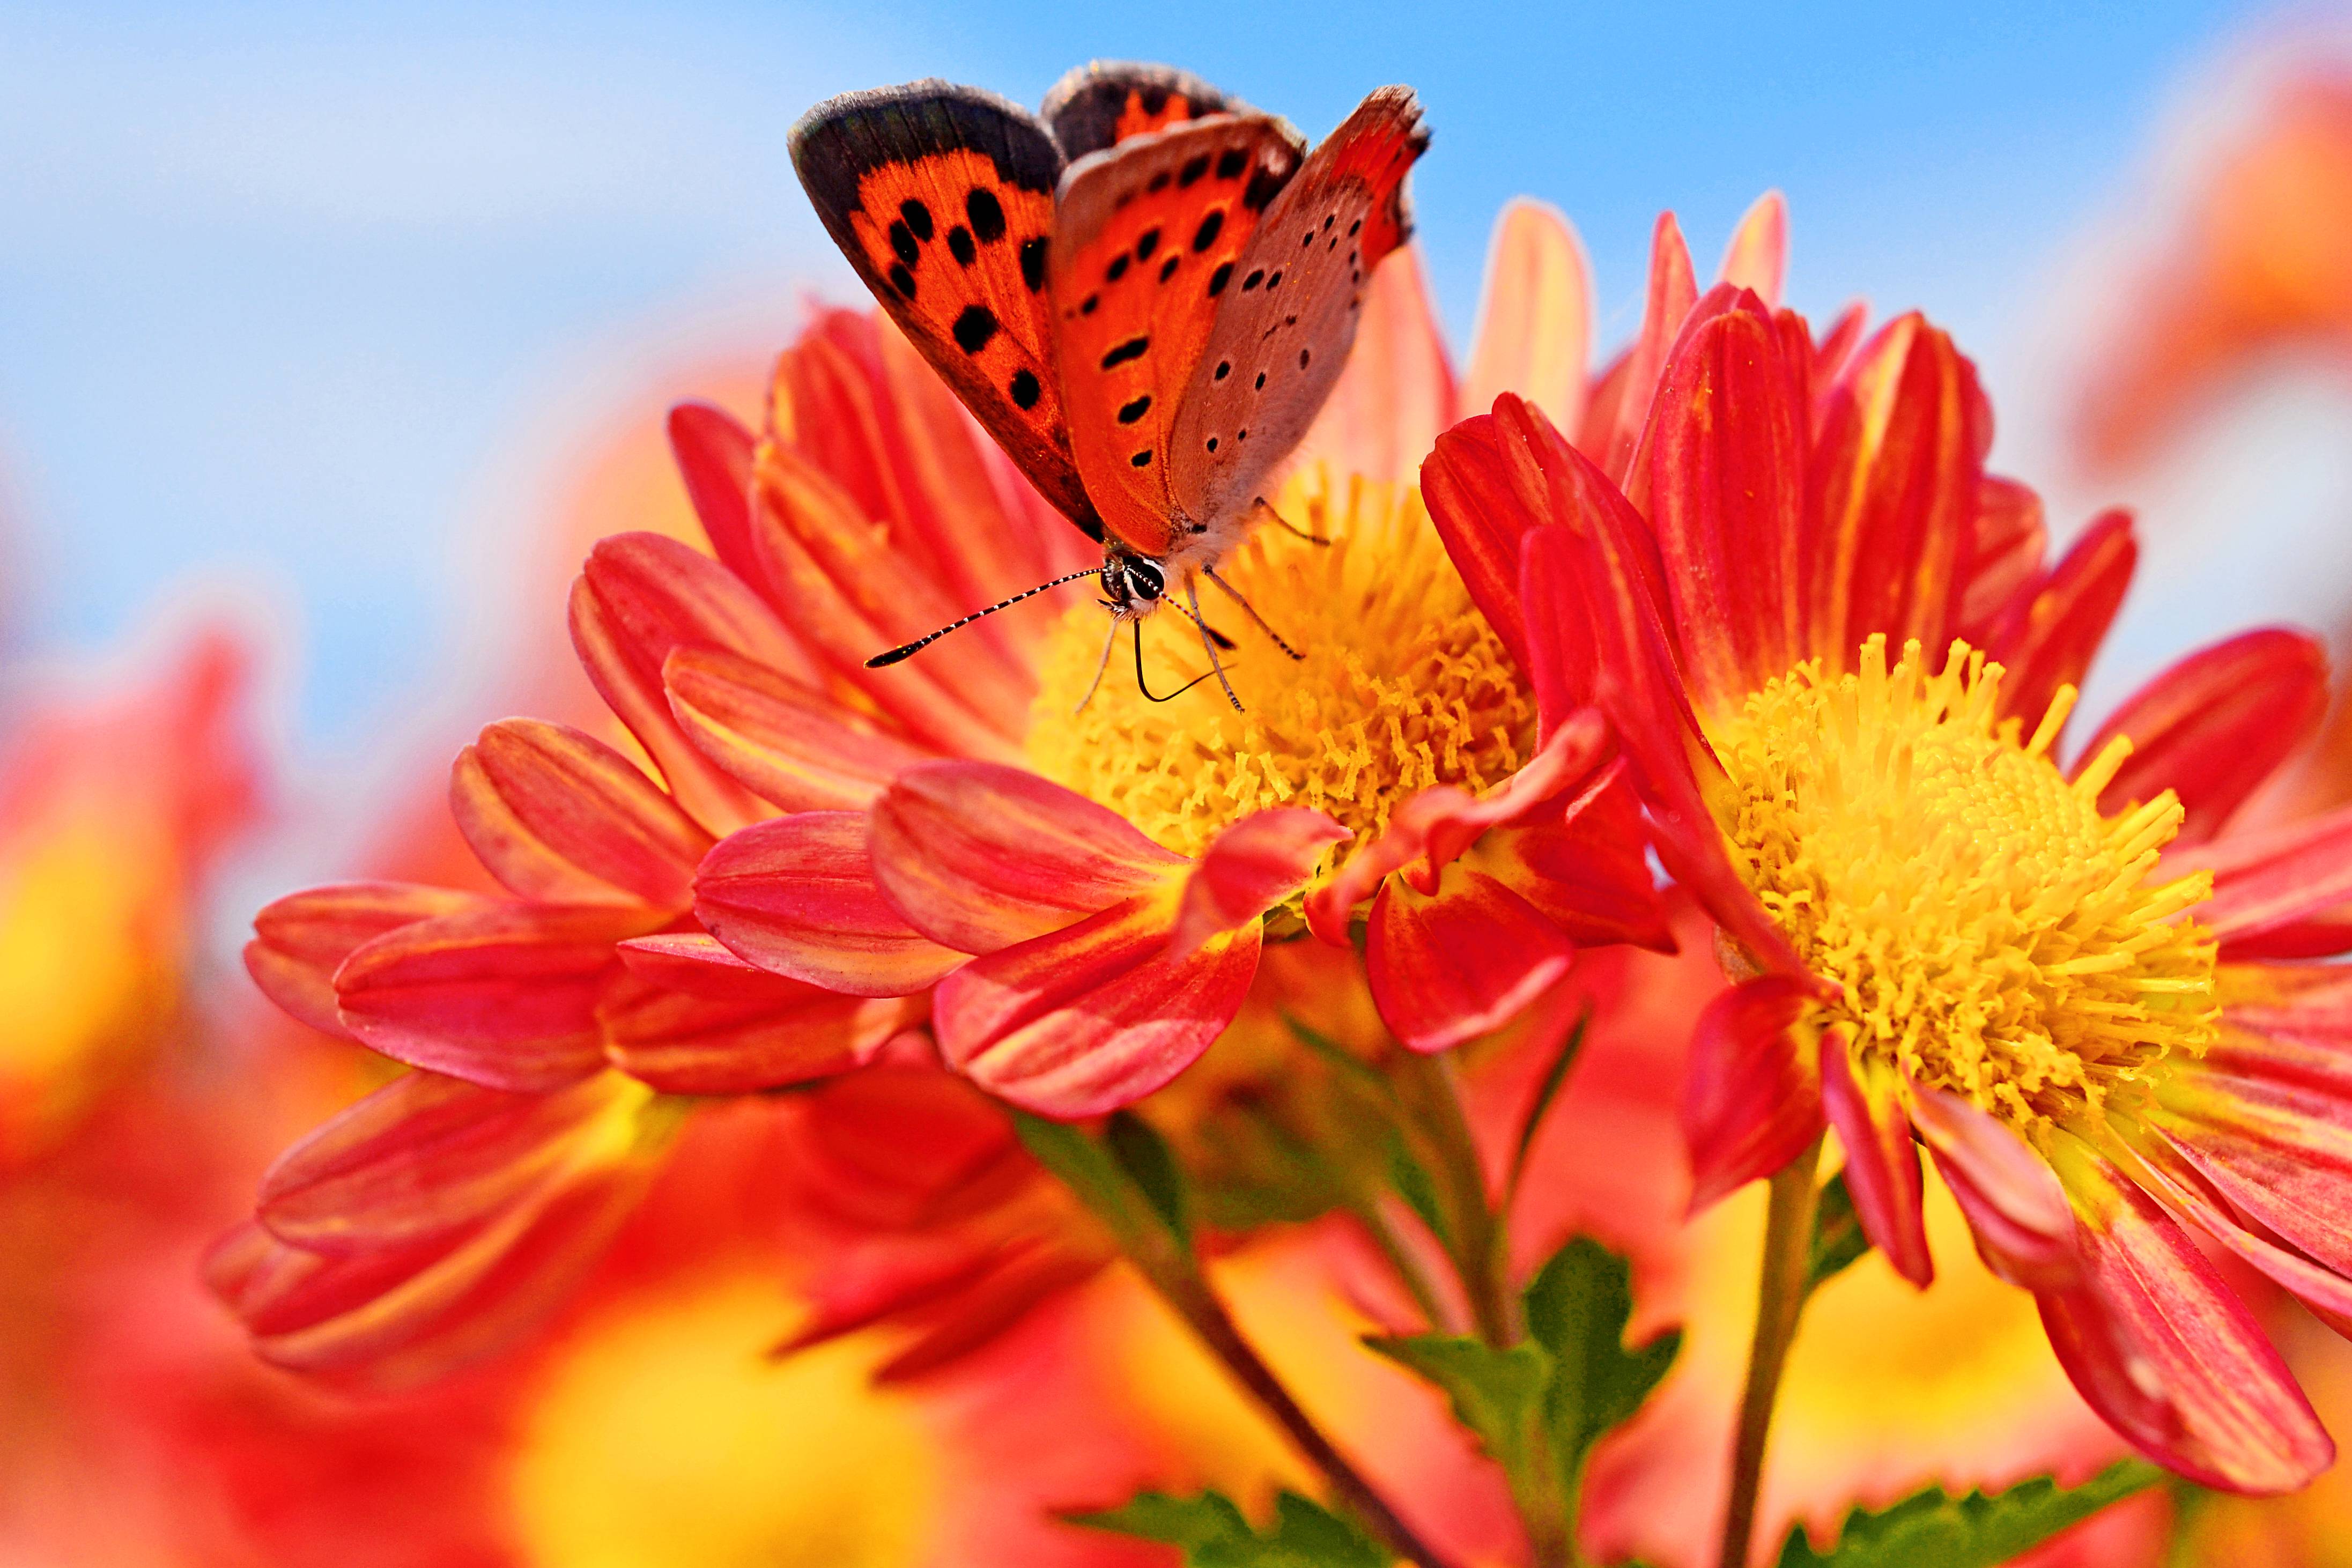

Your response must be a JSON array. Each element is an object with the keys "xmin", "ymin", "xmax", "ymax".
[
  {"xmin": 1711, "ymin": 634, "xmax": 2219, "ymax": 1134},
  {"xmin": 1023, "ymin": 467, "xmax": 1535, "ymax": 865}
]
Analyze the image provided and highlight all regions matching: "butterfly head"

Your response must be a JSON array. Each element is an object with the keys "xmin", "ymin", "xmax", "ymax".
[{"xmin": 1098, "ymin": 551, "xmax": 1169, "ymax": 618}]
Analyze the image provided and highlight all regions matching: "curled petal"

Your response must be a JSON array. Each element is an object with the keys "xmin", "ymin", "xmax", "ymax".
[
  {"xmin": 334, "ymin": 903, "xmax": 659, "ymax": 1092},
  {"xmin": 934, "ymin": 895, "xmax": 1261, "ymax": 1118},
  {"xmin": 695, "ymin": 811, "xmax": 961, "ymax": 998},
  {"xmin": 2181, "ymin": 802, "xmax": 2352, "ymax": 960},
  {"xmin": 1819, "ymin": 1031, "xmax": 1933, "ymax": 1286},
  {"xmin": 450, "ymin": 719, "xmax": 712, "ymax": 908},
  {"xmin": 1367, "ymin": 869, "xmax": 1576, "ymax": 1054},
  {"xmin": 1493, "ymin": 764, "xmax": 1676, "ymax": 953},
  {"xmin": 571, "ymin": 532, "xmax": 803, "ymax": 835},
  {"xmin": 1683, "ymin": 977, "xmax": 1825, "ymax": 1210},
  {"xmin": 256, "ymin": 1070, "xmax": 641, "ymax": 1256},
  {"xmin": 247, "ymin": 882, "xmax": 486, "ymax": 1037},
  {"xmin": 1171, "ymin": 808, "xmax": 1349, "ymax": 958},
  {"xmin": 2040, "ymin": 1133, "xmax": 2332, "ymax": 1493},
  {"xmin": 1463, "ymin": 198, "xmax": 1592, "ymax": 439},
  {"xmin": 1983, "ymin": 509, "xmax": 2136, "ymax": 733},
  {"xmin": 870, "ymin": 761, "xmax": 1185, "ymax": 954},
  {"xmin": 1307, "ymin": 713, "xmax": 1611, "ymax": 942},
  {"xmin": 1422, "ymin": 407, "xmax": 1550, "ymax": 671},
  {"xmin": 667, "ymin": 401, "xmax": 765, "ymax": 593},
  {"xmin": 665, "ymin": 644, "xmax": 938, "ymax": 811},
  {"xmin": 1806, "ymin": 312, "xmax": 1989, "ymax": 667},
  {"xmin": 2083, "ymin": 628, "xmax": 2328, "ymax": 848},
  {"xmin": 1715, "ymin": 190, "xmax": 1787, "ymax": 306},
  {"xmin": 1907, "ymin": 1084, "xmax": 2079, "ymax": 1289},
  {"xmin": 1644, "ymin": 293, "xmax": 1807, "ymax": 709}
]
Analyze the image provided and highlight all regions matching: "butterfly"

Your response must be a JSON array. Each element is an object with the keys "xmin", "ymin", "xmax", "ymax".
[{"xmin": 789, "ymin": 60, "xmax": 1429, "ymax": 707}]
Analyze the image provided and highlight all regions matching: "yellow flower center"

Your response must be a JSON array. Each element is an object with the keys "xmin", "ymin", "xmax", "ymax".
[
  {"xmin": 1710, "ymin": 634, "xmax": 2219, "ymax": 1133},
  {"xmin": 1023, "ymin": 468, "xmax": 1536, "ymax": 861}
]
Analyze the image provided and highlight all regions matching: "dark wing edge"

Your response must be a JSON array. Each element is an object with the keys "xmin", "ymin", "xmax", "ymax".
[{"xmin": 1040, "ymin": 61, "xmax": 1251, "ymax": 161}]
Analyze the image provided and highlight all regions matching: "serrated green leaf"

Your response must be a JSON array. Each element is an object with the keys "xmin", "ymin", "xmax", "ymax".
[
  {"xmin": 1363, "ymin": 1332, "xmax": 1552, "ymax": 1479},
  {"xmin": 1804, "ymin": 1173, "xmax": 1872, "ymax": 1296},
  {"xmin": 1773, "ymin": 1459, "xmax": 2165, "ymax": 1568},
  {"xmin": 1070, "ymin": 1488, "xmax": 1388, "ymax": 1567},
  {"xmin": 1107, "ymin": 1110, "xmax": 1191, "ymax": 1250},
  {"xmin": 1523, "ymin": 1237, "xmax": 1681, "ymax": 1474}
]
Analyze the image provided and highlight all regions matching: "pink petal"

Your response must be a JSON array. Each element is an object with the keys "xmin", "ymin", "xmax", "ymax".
[
  {"xmin": 1715, "ymin": 191, "xmax": 1788, "ymax": 306},
  {"xmin": 1907, "ymin": 1084, "xmax": 2079, "ymax": 1289},
  {"xmin": 934, "ymin": 896, "xmax": 1262, "ymax": 1117},
  {"xmin": 694, "ymin": 811, "xmax": 963, "ymax": 998},
  {"xmin": 870, "ymin": 760, "xmax": 1186, "ymax": 955},
  {"xmin": 449, "ymin": 719, "xmax": 713, "ymax": 908},
  {"xmin": 2181, "ymin": 803, "xmax": 2352, "ymax": 960},
  {"xmin": 664, "ymin": 644, "xmax": 938, "ymax": 811},
  {"xmin": 2081, "ymin": 629, "xmax": 2329, "ymax": 849},
  {"xmin": 667, "ymin": 401, "xmax": 765, "ymax": 593},
  {"xmin": 1462, "ymin": 198, "xmax": 1592, "ymax": 440},
  {"xmin": 333, "ymin": 903, "xmax": 660, "ymax": 1091},
  {"xmin": 2040, "ymin": 1133, "xmax": 2332, "ymax": 1493},
  {"xmin": 1170, "ymin": 808, "xmax": 1349, "ymax": 958},
  {"xmin": 1682, "ymin": 976, "xmax": 1825, "ymax": 1210},
  {"xmin": 247, "ymin": 882, "xmax": 488, "ymax": 1037},
  {"xmin": 1818, "ymin": 1031, "xmax": 1933, "ymax": 1286},
  {"xmin": 1956, "ymin": 475, "xmax": 2047, "ymax": 638},
  {"xmin": 600, "ymin": 966, "xmax": 904, "ymax": 1095}
]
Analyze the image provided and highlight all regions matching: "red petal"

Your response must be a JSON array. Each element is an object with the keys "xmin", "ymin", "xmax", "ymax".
[
  {"xmin": 667, "ymin": 401, "xmax": 765, "ymax": 593},
  {"xmin": 1682, "ymin": 976, "xmax": 1825, "ymax": 1210},
  {"xmin": 1170, "ymin": 808, "xmax": 1349, "ymax": 957},
  {"xmin": 1492, "ymin": 762, "xmax": 1676, "ymax": 953},
  {"xmin": 1983, "ymin": 509, "xmax": 2136, "ymax": 733},
  {"xmin": 1907, "ymin": 1084, "xmax": 2079, "ymax": 1289},
  {"xmin": 334, "ymin": 904, "xmax": 657, "ymax": 1091},
  {"xmin": 2181, "ymin": 803, "xmax": 2352, "ymax": 959},
  {"xmin": 571, "ymin": 532, "xmax": 803, "ymax": 835},
  {"xmin": 256, "ymin": 1070, "xmax": 638, "ymax": 1255},
  {"xmin": 870, "ymin": 760, "xmax": 1186, "ymax": 954},
  {"xmin": 2040, "ymin": 1133, "xmax": 2332, "ymax": 1493},
  {"xmin": 247, "ymin": 882, "xmax": 487, "ymax": 1037},
  {"xmin": 449, "ymin": 719, "xmax": 712, "ymax": 908},
  {"xmin": 1643, "ymin": 294, "xmax": 1807, "ymax": 709},
  {"xmin": 1366, "ymin": 869, "xmax": 1577, "ymax": 1053},
  {"xmin": 2082, "ymin": 628, "xmax": 2329, "ymax": 848},
  {"xmin": 1422, "ymin": 408, "xmax": 1549, "ymax": 671},
  {"xmin": 1715, "ymin": 191, "xmax": 1787, "ymax": 306},
  {"xmin": 1818, "ymin": 1031, "xmax": 1933, "ymax": 1285},
  {"xmin": 600, "ymin": 964, "xmax": 903, "ymax": 1094},
  {"xmin": 665, "ymin": 644, "xmax": 937, "ymax": 811},
  {"xmin": 1956, "ymin": 475, "xmax": 2047, "ymax": 638},
  {"xmin": 694, "ymin": 811, "xmax": 962, "ymax": 997},
  {"xmin": 1595, "ymin": 212, "xmax": 1698, "ymax": 484},
  {"xmin": 1462, "ymin": 198, "xmax": 1591, "ymax": 441},
  {"xmin": 1804, "ymin": 313, "xmax": 1989, "ymax": 668},
  {"xmin": 934, "ymin": 896, "xmax": 1261, "ymax": 1116}
]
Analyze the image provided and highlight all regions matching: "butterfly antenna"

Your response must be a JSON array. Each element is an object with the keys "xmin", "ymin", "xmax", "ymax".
[
  {"xmin": 1133, "ymin": 617, "xmax": 1217, "ymax": 705},
  {"xmin": 1184, "ymin": 576, "xmax": 1246, "ymax": 711},
  {"xmin": 1203, "ymin": 566, "xmax": 1308, "ymax": 663},
  {"xmin": 865, "ymin": 567, "xmax": 1101, "ymax": 668},
  {"xmin": 1073, "ymin": 616, "xmax": 1120, "ymax": 714}
]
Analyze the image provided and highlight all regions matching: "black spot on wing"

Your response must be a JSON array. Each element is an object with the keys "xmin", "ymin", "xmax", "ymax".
[
  {"xmin": 1179, "ymin": 153, "xmax": 1210, "ymax": 187},
  {"xmin": 952, "ymin": 305, "xmax": 999, "ymax": 353},
  {"xmin": 1009, "ymin": 368, "xmax": 1040, "ymax": 409},
  {"xmin": 1192, "ymin": 209, "xmax": 1223, "ymax": 251},
  {"xmin": 1147, "ymin": 169, "xmax": 1170, "ymax": 193},
  {"xmin": 1215, "ymin": 146, "xmax": 1247, "ymax": 180},
  {"xmin": 899, "ymin": 199, "xmax": 934, "ymax": 240},
  {"xmin": 1207, "ymin": 261, "xmax": 1232, "ymax": 296},
  {"xmin": 1135, "ymin": 227, "xmax": 1160, "ymax": 261},
  {"xmin": 887, "ymin": 263, "xmax": 915, "ymax": 298},
  {"xmin": 1101, "ymin": 336, "xmax": 1149, "ymax": 369},
  {"xmin": 946, "ymin": 225, "xmax": 976, "ymax": 264},
  {"xmin": 888, "ymin": 220, "xmax": 919, "ymax": 267},
  {"xmin": 1106, "ymin": 253, "xmax": 1129, "ymax": 282},
  {"xmin": 965, "ymin": 186, "xmax": 1008, "ymax": 242},
  {"xmin": 1118, "ymin": 394, "xmax": 1152, "ymax": 424},
  {"xmin": 1130, "ymin": 449, "xmax": 1152, "ymax": 468},
  {"xmin": 1020, "ymin": 235, "xmax": 1048, "ymax": 290},
  {"xmin": 1159, "ymin": 255, "xmax": 1180, "ymax": 283}
]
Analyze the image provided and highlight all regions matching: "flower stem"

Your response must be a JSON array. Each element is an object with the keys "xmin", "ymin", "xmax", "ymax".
[
  {"xmin": 1389, "ymin": 1051, "xmax": 1515, "ymax": 1346},
  {"xmin": 1149, "ymin": 1267, "xmax": 1460, "ymax": 1568},
  {"xmin": 1716, "ymin": 1138, "xmax": 1823, "ymax": 1568},
  {"xmin": 1351, "ymin": 1197, "xmax": 1458, "ymax": 1334}
]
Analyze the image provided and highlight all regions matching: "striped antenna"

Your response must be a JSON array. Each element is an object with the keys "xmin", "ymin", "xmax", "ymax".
[{"xmin": 864, "ymin": 567, "xmax": 1103, "ymax": 668}]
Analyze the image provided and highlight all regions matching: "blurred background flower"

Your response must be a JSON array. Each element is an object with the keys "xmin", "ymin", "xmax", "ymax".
[{"xmin": 11, "ymin": 4, "xmax": 2352, "ymax": 1565}]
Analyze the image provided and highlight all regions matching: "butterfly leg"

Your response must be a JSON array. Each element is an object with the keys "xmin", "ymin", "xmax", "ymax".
[
  {"xmin": 1247, "ymin": 495, "xmax": 1330, "ymax": 547},
  {"xmin": 1203, "ymin": 566, "xmax": 1308, "ymax": 662},
  {"xmin": 1184, "ymin": 577, "xmax": 1246, "ymax": 711},
  {"xmin": 1073, "ymin": 616, "xmax": 1121, "ymax": 714}
]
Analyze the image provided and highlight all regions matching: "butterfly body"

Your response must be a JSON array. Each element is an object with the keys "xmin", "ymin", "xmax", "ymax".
[{"xmin": 791, "ymin": 63, "xmax": 1428, "ymax": 690}]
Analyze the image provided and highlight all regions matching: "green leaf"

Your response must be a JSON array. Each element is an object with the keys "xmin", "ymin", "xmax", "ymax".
[
  {"xmin": 1070, "ymin": 1488, "xmax": 1389, "ymax": 1567},
  {"xmin": 1107, "ymin": 1110, "xmax": 1191, "ymax": 1250},
  {"xmin": 1363, "ymin": 1332, "xmax": 1552, "ymax": 1480},
  {"xmin": 1387, "ymin": 1143, "xmax": 1454, "ymax": 1249},
  {"xmin": 1522, "ymin": 1237, "xmax": 1681, "ymax": 1475},
  {"xmin": 1773, "ymin": 1459, "xmax": 2166, "ymax": 1568},
  {"xmin": 1804, "ymin": 1173, "xmax": 1872, "ymax": 1296},
  {"xmin": 1507, "ymin": 1009, "xmax": 1591, "ymax": 1197}
]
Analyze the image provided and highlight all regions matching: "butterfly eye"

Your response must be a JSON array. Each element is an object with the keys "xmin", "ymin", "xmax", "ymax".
[{"xmin": 1127, "ymin": 560, "xmax": 1166, "ymax": 601}]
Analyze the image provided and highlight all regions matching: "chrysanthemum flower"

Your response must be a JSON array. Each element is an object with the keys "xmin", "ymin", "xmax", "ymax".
[{"xmin": 1421, "ymin": 267, "xmax": 2352, "ymax": 1491}]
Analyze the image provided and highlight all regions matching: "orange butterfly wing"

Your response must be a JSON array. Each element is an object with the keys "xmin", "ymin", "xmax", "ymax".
[
  {"xmin": 1168, "ymin": 87, "xmax": 1430, "ymax": 530},
  {"xmin": 1046, "ymin": 116, "xmax": 1305, "ymax": 557},
  {"xmin": 1041, "ymin": 61, "xmax": 1241, "ymax": 159},
  {"xmin": 791, "ymin": 82, "xmax": 1104, "ymax": 539}
]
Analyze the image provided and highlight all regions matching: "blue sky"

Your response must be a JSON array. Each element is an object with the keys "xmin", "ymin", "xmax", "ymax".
[{"xmin": 0, "ymin": 1, "xmax": 2271, "ymax": 755}]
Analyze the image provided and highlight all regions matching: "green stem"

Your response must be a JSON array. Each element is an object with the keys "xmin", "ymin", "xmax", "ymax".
[
  {"xmin": 1717, "ymin": 1138, "xmax": 1824, "ymax": 1568},
  {"xmin": 1149, "ymin": 1266, "xmax": 1459, "ymax": 1568},
  {"xmin": 1390, "ymin": 1051, "xmax": 1515, "ymax": 1346},
  {"xmin": 1351, "ymin": 1198, "xmax": 1457, "ymax": 1335}
]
